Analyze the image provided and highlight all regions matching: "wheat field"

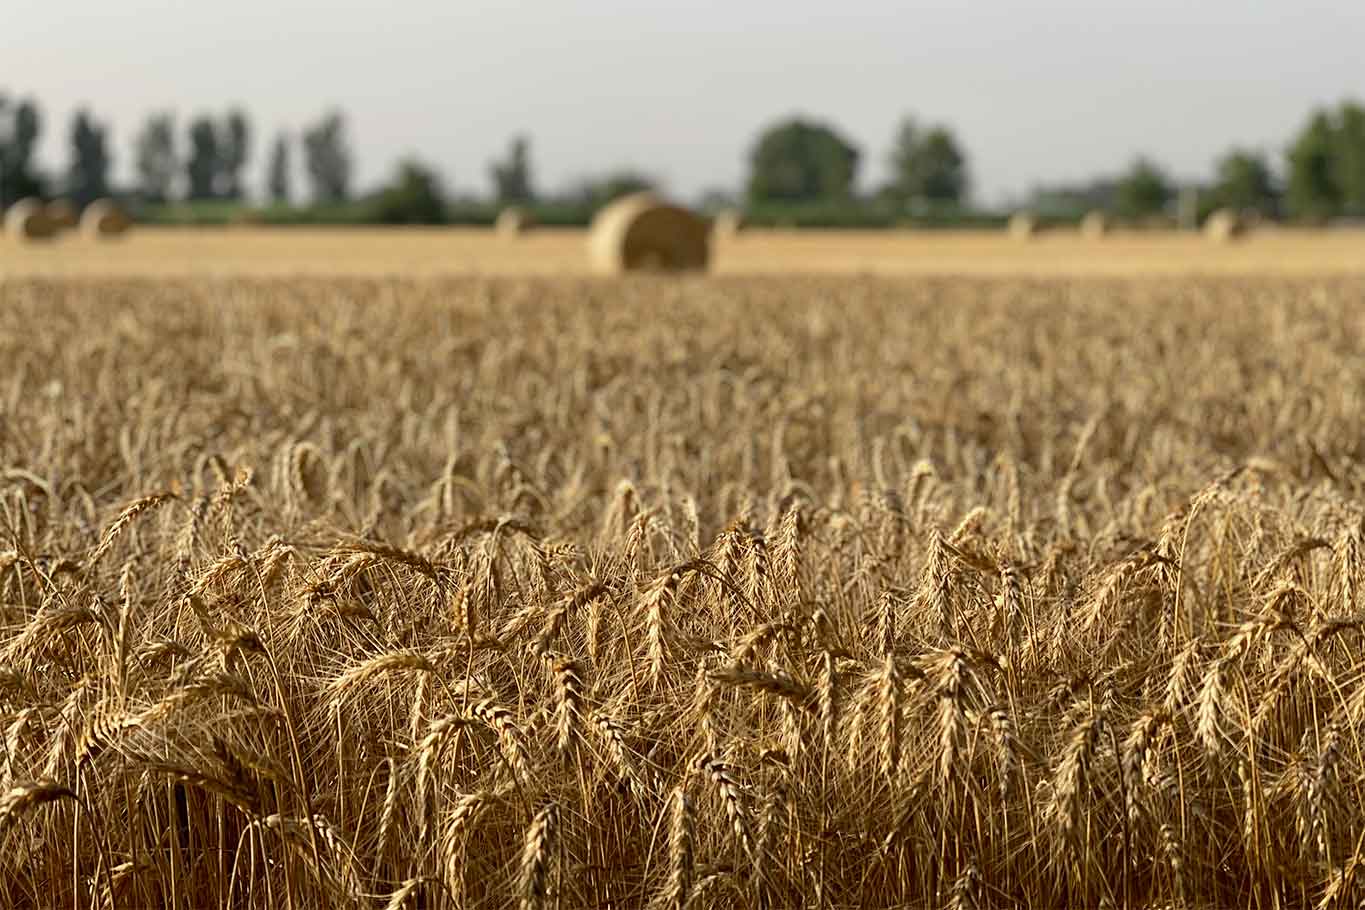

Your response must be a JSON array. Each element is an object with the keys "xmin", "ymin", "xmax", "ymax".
[{"xmin": 1, "ymin": 238, "xmax": 1364, "ymax": 909}]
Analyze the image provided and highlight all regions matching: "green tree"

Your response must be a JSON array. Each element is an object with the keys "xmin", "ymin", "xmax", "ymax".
[
  {"xmin": 134, "ymin": 113, "xmax": 177, "ymax": 203},
  {"xmin": 1114, "ymin": 157, "xmax": 1172, "ymax": 217},
  {"xmin": 0, "ymin": 95, "xmax": 47, "ymax": 206},
  {"xmin": 490, "ymin": 135, "xmax": 535, "ymax": 205},
  {"xmin": 1286, "ymin": 110, "xmax": 1339, "ymax": 218},
  {"xmin": 302, "ymin": 111, "xmax": 351, "ymax": 203},
  {"xmin": 1212, "ymin": 148, "xmax": 1277, "ymax": 213},
  {"xmin": 186, "ymin": 116, "xmax": 220, "ymax": 200},
  {"xmin": 369, "ymin": 158, "xmax": 447, "ymax": 224},
  {"xmin": 67, "ymin": 109, "xmax": 111, "ymax": 206},
  {"xmin": 747, "ymin": 117, "xmax": 859, "ymax": 204},
  {"xmin": 221, "ymin": 108, "xmax": 251, "ymax": 200},
  {"xmin": 1333, "ymin": 100, "xmax": 1365, "ymax": 215},
  {"xmin": 266, "ymin": 133, "xmax": 291, "ymax": 204},
  {"xmin": 887, "ymin": 118, "xmax": 968, "ymax": 207}
]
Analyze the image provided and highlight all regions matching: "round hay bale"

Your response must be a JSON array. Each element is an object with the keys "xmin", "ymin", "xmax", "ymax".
[
  {"xmin": 496, "ymin": 206, "xmax": 535, "ymax": 238},
  {"xmin": 46, "ymin": 199, "xmax": 79, "ymax": 229},
  {"xmin": 1079, "ymin": 210, "xmax": 1109, "ymax": 238},
  {"xmin": 587, "ymin": 192, "xmax": 710, "ymax": 274},
  {"xmin": 711, "ymin": 209, "xmax": 745, "ymax": 241},
  {"xmin": 4, "ymin": 198, "xmax": 57, "ymax": 241},
  {"xmin": 80, "ymin": 199, "xmax": 132, "ymax": 238},
  {"xmin": 1204, "ymin": 208, "xmax": 1244, "ymax": 243},
  {"xmin": 1008, "ymin": 211, "xmax": 1037, "ymax": 241}
]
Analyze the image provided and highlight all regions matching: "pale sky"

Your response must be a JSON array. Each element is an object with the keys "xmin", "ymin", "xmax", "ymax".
[{"xmin": 6, "ymin": 0, "xmax": 1363, "ymax": 205}]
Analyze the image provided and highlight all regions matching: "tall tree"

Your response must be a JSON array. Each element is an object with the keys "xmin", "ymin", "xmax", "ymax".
[
  {"xmin": 67, "ymin": 109, "xmax": 111, "ymax": 206},
  {"xmin": 747, "ymin": 117, "xmax": 860, "ymax": 204},
  {"xmin": 135, "ymin": 113, "xmax": 177, "ymax": 203},
  {"xmin": 266, "ymin": 133, "xmax": 291, "ymax": 204},
  {"xmin": 1212, "ymin": 149, "xmax": 1277, "ymax": 213},
  {"xmin": 302, "ymin": 111, "xmax": 351, "ymax": 203},
  {"xmin": 0, "ymin": 96, "xmax": 46, "ymax": 206},
  {"xmin": 887, "ymin": 118, "xmax": 969, "ymax": 207},
  {"xmin": 490, "ymin": 135, "xmax": 535, "ymax": 205},
  {"xmin": 1114, "ymin": 157, "xmax": 1172, "ymax": 217},
  {"xmin": 1286, "ymin": 109, "xmax": 1339, "ymax": 218},
  {"xmin": 221, "ymin": 108, "xmax": 251, "ymax": 200},
  {"xmin": 1333, "ymin": 100, "xmax": 1365, "ymax": 215},
  {"xmin": 186, "ymin": 116, "xmax": 220, "ymax": 200}
]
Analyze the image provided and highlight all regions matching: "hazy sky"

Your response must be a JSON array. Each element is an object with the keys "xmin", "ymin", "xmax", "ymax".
[{"xmin": 7, "ymin": 0, "xmax": 1364, "ymax": 204}]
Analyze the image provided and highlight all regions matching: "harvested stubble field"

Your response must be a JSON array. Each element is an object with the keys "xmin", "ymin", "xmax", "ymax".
[
  {"xmin": 1, "ymin": 264, "xmax": 1365, "ymax": 910},
  {"xmin": 3, "ymin": 225, "xmax": 1365, "ymax": 278}
]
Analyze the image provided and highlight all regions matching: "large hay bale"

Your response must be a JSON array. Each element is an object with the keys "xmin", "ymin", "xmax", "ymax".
[
  {"xmin": 46, "ymin": 199, "xmax": 79, "ymax": 229},
  {"xmin": 80, "ymin": 199, "xmax": 132, "ymax": 238},
  {"xmin": 711, "ymin": 209, "xmax": 746, "ymax": 241},
  {"xmin": 1204, "ymin": 208, "xmax": 1245, "ymax": 243},
  {"xmin": 4, "ymin": 198, "xmax": 57, "ymax": 241},
  {"xmin": 1079, "ymin": 210, "xmax": 1109, "ymax": 238},
  {"xmin": 496, "ymin": 206, "xmax": 535, "ymax": 238},
  {"xmin": 1008, "ymin": 211, "xmax": 1037, "ymax": 241},
  {"xmin": 587, "ymin": 192, "xmax": 710, "ymax": 274}
]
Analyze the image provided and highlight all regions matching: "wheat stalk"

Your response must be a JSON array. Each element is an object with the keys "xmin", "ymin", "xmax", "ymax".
[{"xmin": 519, "ymin": 802, "xmax": 559, "ymax": 910}]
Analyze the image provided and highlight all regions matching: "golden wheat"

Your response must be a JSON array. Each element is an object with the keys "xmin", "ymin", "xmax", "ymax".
[{"xmin": 0, "ymin": 273, "xmax": 1362, "ymax": 908}]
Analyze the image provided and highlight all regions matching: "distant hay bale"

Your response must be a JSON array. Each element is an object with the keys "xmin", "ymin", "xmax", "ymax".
[
  {"xmin": 4, "ymin": 198, "xmax": 57, "ymax": 241},
  {"xmin": 1204, "ymin": 208, "xmax": 1245, "ymax": 243},
  {"xmin": 496, "ymin": 206, "xmax": 535, "ymax": 238},
  {"xmin": 1008, "ymin": 211, "xmax": 1037, "ymax": 240},
  {"xmin": 1079, "ymin": 210, "xmax": 1110, "ymax": 238},
  {"xmin": 587, "ymin": 192, "xmax": 710, "ymax": 274},
  {"xmin": 80, "ymin": 199, "xmax": 132, "ymax": 238},
  {"xmin": 711, "ymin": 209, "xmax": 745, "ymax": 241},
  {"xmin": 46, "ymin": 199, "xmax": 79, "ymax": 230}
]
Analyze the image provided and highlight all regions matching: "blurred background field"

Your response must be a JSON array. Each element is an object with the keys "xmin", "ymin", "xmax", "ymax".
[{"xmin": 4, "ymin": 225, "xmax": 1365, "ymax": 278}]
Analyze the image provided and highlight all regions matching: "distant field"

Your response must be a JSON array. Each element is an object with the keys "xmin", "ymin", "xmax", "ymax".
[{"xmin": 3, "ymin": 224, "xmax": 1365, "ymax": 277}]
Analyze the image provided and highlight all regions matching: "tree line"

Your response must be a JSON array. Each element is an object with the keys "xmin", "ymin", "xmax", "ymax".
[
  {"xmin": 0, "ymin": 100, "xmax": 353, "ymax": 211},
  {"xmin": 771, "ymin": 104, "xmax": 1365, "ymax": 222},
  {"xmin": 2, "ymin": 90, "xmax": 1364, "ymax": 224}
]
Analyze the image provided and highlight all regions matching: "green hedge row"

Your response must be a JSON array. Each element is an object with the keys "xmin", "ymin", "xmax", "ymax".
[
  {"xmin": 133, "ymin": 200, "xmax": 1234, "ymax": 230},
  {"xmin": 137, "ymin": 200, "xmax": 601, "ymax": 227}
]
